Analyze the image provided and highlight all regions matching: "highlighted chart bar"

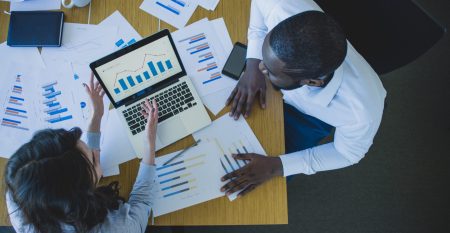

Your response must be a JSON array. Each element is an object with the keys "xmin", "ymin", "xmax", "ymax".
[
  {"xmin": 1, "ymin": 118, "xmax": 29, "ymax": 131},
  {"xmin": 156, "ymin": 1, "xmax": 180, "ymax": 15},
  {"xmin": 197, "ymin": 62, "xmax": 218, "ymax": 72},
  {"xmin": 163, "ymin": 186, "xmax": 196, "ymax": 198},
  {"xmin": 187, "ymin": 42, "xmax": 210, "ymax": 54}
]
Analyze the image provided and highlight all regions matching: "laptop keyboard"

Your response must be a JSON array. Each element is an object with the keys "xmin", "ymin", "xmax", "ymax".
[{"xmin": 122, "ymin": 81, "xmax": 198, "ymax": 135}]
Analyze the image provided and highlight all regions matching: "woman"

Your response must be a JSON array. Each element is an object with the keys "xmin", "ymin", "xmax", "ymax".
[{"xmin": 5, "ymin": 75, "xmax": 159, "ymax": 233}]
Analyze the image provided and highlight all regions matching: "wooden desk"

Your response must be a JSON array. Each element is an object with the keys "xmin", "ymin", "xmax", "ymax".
[{"xmin": 0, "ymin": 0, "xmax": 287, "ymax": 226}]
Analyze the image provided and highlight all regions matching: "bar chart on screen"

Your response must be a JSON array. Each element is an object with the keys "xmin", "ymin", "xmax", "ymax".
[
  {"xmin": 95, "ymin": 36, "xmax": 182, "ymax": 102},
  {"xmin": 112, "ymin": 55, "xmax": 175, "ymax": 95},
  {"xmin": 152, "ymin": 142, "xmax": 223, "ymax": 217}
]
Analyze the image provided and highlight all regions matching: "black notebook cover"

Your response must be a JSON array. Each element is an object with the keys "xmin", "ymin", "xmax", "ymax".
[{"xmin": 7, "ymin": 11, "xmax": 64, "ymax": 47}]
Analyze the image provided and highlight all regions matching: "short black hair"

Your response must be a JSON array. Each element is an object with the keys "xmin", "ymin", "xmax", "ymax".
[{"xmin": 269, "ymin": 11, "xmax": 347, "ymax": 79}]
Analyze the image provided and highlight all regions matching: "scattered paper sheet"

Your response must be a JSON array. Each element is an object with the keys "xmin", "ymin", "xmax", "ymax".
[
  {"xmin": 0, "ymin": 64, "xmax": 38, "ymax": 158},
  {"xmin": 99, "ymin": 10, "xmax": 143, "ymax": 50},
  {"xmin": 172, "ymin": 18, "xmax": 235, "ymax": 98},
  {"xmin": 197, "ymin": 0, "xmax": 220, "ymax": 11},
  {"xmin": 140, "ymin": 0, "xmax": 198, "ymax": 29},
  {"xmin": 201, "ymin": 18, "xmax": 236, "ymax": 114},
  {"xmin": 153, "ymin": 141, "xmax": 223, "ymax": 216},
  {"xmin": 0, "ymin": 43, "xmax": 45, "ymax": 69},
  {"xmin": 193, "ymin": 114, "xmax": 266, "ymax": 201},
  {"xmin": 103, "ymin": 165, "xmax": 120, "ymax": 177},
  {"xmin": 41, "ymin": 23, "xmax": 118, "ymax": 64},
  {"xmin": 201, "ymin": 85, "xmax": 233, "ymax": 115},
  {"xmin": 10, "ymin": 0, "xmax": 61, "ymax": 11},
  {"xmin": 99, "ymin": 109, "xmax": 137, "ymax": 170}
]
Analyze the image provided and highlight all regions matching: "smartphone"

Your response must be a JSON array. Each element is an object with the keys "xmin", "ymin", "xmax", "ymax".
[{"xmin": 222, "ymin": 42, "xmax": 247, "ymax": 80}]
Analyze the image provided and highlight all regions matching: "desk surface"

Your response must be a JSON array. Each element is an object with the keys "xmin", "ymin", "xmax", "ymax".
[{"xmin": 0, "ymin": 0, "xmax": 287, "ymax": 226}]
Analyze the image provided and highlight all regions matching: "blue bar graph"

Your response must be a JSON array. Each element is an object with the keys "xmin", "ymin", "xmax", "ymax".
[
  {"xmin": 114, "ymin": 88, "xmax": 120, "ymax": 94},
  {"xmin": 156, "ymin": 1, "xmax": 180, "ymax": 15},
  {"xmin": 136, "ymin": 75, "xmax": 143, "ymax": 83},
  {"xmin": 157, "ymin": 61, "xmax": 165, "ymax": 73},
  {"xmin": 171, "ymin": 0, "xmax": 185, "ymax": 7},
  {"xmin": 119, "ymin": 79, "xmax": 128, "ymax": 90},
  {"xmin": 143, "ymin": 71, "xmax": 151, "ymax": 80},
  {"xmin": 165, "ymin": 60, "xmax": 173, "ymax": 69},
  {"xmin": 48, "ymin": 108, "xmax": 68, "ymax": 115},
  {"xmin": 41, "ymin": 81, "xmax": 73, "ymax": 124},
  {"xmin": 127, "ymin": 38, "xmax": 137, "ymax": 45},
  {"xmin": 199, "ymin": 56, "xmax": 213, "ymax": 63},
  {"xmin": 162, "ymin": 180, "xmax": 189, "ymax": 191},
  {"xmin": 148, "ymin": 62, "xmax": 158, "ymax": 76},
  {"xmin": 159, "ymin": 167, "xmax": 186, "ymax": 177},
  {"xmin": 115, "ymin": 39, "xmax": 125, "ymax": 47},
  {"xmin": 163, "ymin": 188, "xmax": 191, "ymax": 198},
  {"xmin": 127, "ymin": 76, "xmax": 136, "ymax": 87}
]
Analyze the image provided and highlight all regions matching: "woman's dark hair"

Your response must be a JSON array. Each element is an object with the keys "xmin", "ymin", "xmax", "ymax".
[
  {"xmin": 5, "ymin": 127, "xmax": 124, "ymax": 233},
  {"xmin": 269, "ymin": 10, "xmax": 347, "ymax": 79}
]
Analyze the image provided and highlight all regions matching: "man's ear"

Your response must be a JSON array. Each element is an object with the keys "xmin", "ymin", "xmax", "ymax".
[{"xmin": 300, "ymin": 79, "xmax": 324, "ymax": 87}]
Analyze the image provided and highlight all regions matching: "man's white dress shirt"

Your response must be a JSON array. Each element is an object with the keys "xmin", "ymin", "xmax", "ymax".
[{"xmin": 247, "ymin": 0, "xmax": 387, "ymax": 176}]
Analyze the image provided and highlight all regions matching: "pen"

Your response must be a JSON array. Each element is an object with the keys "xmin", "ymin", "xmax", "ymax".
[{"xmin": 163, "ymin": 139, "xmax": 201, "ymax": 166}]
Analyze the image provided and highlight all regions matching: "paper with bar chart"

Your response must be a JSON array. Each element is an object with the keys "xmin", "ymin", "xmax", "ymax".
[
  {"xmin": 0, "ymin": 68, "xmax": 37, "ymax": 157},
  {"xmin": 95, "ymin": 36, "xmax": 182, "ymax": 103},
  {"xmin": 193, "ymin": 114, "xmax": 267, "ymax": 201},
  {"xmin": 99, "ymin": 11, "xmax": 143, "ymax": 51},
  {"xmin": 140, "ymin": 0, "xmax": 198, "ymax": 29},
  {"xmin": 153, "ymin": 142, "xmax": 223, "ymax": 216},
  {"xmin": 172, "ymin": 19, "xmax": 236, "ymax": 97}
]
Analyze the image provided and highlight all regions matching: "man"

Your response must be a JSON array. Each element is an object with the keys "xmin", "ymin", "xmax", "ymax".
[{"xmin": 221, "ymin": 0, "xmax": 386, "ymax": 197}]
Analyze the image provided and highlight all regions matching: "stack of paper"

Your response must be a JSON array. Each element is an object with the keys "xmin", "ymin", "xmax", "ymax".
[
  {"xmin": 0, "ymin": 11, "xmax": 142, "ymax": 177},
  {"xmin": 139, "ymin": 0, "xmax": 221, "ymax": 29}
]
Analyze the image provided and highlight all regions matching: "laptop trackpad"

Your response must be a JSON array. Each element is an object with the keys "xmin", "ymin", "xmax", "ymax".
[{"xmin": 158, "ymin": 117, "xmax": 188, "ymax": 145}]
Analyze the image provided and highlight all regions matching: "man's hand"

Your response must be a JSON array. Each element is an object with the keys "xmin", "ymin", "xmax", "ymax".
[
  {"xmin": 221, "ymin": 153, "xmax": 283, "ymax": 197},
  {"xmin": 226, "ymin": 59, "xmax": 266, "ymax": 120}
]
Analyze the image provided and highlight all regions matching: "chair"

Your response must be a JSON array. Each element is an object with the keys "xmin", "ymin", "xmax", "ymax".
[{"xmin": 314, "ymin": 0, "xmax": 447, "ymax": 75}]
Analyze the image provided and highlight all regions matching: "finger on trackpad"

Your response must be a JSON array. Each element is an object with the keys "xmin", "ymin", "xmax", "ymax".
[{"xmin": 158, "ymin": 118, "xmax": 187, "ymax": 145}]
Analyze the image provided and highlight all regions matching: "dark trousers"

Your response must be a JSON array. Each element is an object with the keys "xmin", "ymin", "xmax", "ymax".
[{"xmin": 283, "ymin": 102, "xmax": 334, "ymax": 180}]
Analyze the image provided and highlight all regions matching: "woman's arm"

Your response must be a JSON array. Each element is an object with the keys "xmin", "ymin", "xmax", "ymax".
[
  {"xmin": 84, "ymin": 73, "xmax": 106, "ymax": 134},
  {"xmin": 113, "ymin": 99, "xmax": 158, "ymax": 232}
]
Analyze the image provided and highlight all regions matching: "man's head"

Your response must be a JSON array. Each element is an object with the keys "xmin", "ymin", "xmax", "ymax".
[{"xmin": 260, "ymin": 11, "xmax": 347, "ymax": 90}]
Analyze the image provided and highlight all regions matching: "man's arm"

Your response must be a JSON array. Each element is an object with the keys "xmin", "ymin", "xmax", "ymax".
[
  {"xmin": 221, "ymin": 122, "xmax": 376, "ymax": 196},
  {"xmin": 226, "ymin": 0, "xmax": 269, "ymax": 119}
]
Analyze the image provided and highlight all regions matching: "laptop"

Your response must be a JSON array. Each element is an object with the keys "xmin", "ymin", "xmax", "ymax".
[{"xmin": 90, "ymin": 29, "xmax": 211, "ymax": 157}]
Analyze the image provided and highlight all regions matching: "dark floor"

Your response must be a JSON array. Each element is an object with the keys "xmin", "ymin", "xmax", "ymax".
[{"xmin": 146, "ymin": 0, "xmax": 450, "ymax": 233}]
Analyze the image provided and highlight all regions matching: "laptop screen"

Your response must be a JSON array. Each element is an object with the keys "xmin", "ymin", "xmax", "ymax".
[{"xmin": 94, "ymin": 35, "xmax": 183, "ymax": 104}]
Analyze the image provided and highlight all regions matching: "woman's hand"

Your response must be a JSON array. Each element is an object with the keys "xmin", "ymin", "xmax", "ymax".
[
  {"xmin": 140, "ymin": 99, "xmax": 158, "ymax": 165},
  {"xmin": 84, "ymin": 73, "xmax": 106, "ymax": 132}
]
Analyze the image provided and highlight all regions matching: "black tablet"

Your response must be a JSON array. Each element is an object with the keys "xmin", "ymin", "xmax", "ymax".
[{"xmin": 7, "ymin": 11, "xmax": 64, "ymax": 47}]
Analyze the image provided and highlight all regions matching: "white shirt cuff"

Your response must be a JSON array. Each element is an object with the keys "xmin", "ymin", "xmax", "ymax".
[
  {"xmin": 279, "ymin": 151, "xmax": 309, "ymax": 176},
  {"xmin": 246, "ymin": 39, "xmax": 264, "ymax": 60}
]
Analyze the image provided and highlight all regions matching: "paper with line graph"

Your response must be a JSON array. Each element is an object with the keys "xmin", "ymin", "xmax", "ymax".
[
  {"xmin": 153, "ymin": 142, "xmax": 223, "ymax": 216},
  {"xmin": 193, "ymin": 114, "xmax": 267, "ymax": 201}
]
